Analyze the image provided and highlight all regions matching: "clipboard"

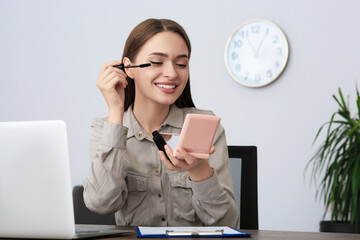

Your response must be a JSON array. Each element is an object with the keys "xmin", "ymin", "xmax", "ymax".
[{"xmin": 136, "ymin": 226, "xmax": 251, "ymax": 238}]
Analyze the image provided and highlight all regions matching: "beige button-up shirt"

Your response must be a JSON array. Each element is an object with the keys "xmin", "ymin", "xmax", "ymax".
[{"xmin": 83, "ymin": 105, "xmax": 239, "ymax": 228}]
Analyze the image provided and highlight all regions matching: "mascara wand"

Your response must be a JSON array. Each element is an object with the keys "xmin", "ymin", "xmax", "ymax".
[{"xmin": 113, "ymin": 63, "xmax": 151, "ymax": 71}]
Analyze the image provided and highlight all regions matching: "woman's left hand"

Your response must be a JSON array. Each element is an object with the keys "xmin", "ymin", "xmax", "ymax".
[{"xmin": 158, "ymin": 145, "xmax": 215, "ymax": 182}]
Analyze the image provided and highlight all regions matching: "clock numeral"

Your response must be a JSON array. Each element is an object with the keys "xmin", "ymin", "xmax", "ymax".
[
  {"xmin": 251, "ymin": 25, "xmax": 260, "ymax": 33},
  {"xmin": 243, "ymin": 72, "xmax": 249, "ymax": 80},
  {"xmin": 240, "ymin": 31, "xmax": 249, "ymax": 38},
  {"xmin": 232, "ymin": 52, "xmax": 238, "ymax": 60},
  {"xmin": 276, "ymin": 47, "xmax": 282, "ymax": 55},
  {"xmin": 266, "ymin": 70, "xmax": 272, "ymax": 78},
  {"xmin": 254, "ymin": 74, "xmax": 261, "ymax": 82},
  {"xmin": 235, "ymin": 64, "xmax": 241, "ymax": 72},
  {"xmin": 233, "ymin": 40, "xmax": 243, "ymax": 48},
  {"xmin": 272, "ymin": 35, "xmax": 279, "ymax": 44},
  {"xmin": 275, "ymin": 61, "xmax": 280, "ymax": 67}
]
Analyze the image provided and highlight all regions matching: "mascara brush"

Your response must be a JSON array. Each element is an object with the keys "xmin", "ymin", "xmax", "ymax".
[{"xmin": 113, "ymin": 63, "xmax": 151, "ymax": 71}]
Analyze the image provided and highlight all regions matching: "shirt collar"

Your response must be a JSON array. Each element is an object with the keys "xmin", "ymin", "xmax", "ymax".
[
  {"xmin": 123, "ymin": 106, "xmax": 144, "ymax": 140},
  {"xmin": 161, "ymin": 104, "xmax": 184, "ymax": 129},
  {"xmin": 124, "ymin": 104, "xmax": 184, "ymax": 140}
]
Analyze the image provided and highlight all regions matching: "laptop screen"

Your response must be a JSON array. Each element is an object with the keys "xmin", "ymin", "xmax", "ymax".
[{"xmin": 0, "ymin": 121, "xmax": 75, "ymax": 239}]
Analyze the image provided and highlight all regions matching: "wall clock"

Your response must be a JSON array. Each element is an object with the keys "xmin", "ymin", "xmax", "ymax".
[{"xmin": 224, "ymin": 19, "xmax": 289, "ymax": 88}]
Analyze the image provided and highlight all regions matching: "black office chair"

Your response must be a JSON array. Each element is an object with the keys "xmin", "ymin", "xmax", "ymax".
[
  {"xmin": 228, "ymin": 145, "xmax": 259, "ymax": 230},
  {"xmin": 72, "ymin": 185, "xmax": 116, "ymax": 225}
]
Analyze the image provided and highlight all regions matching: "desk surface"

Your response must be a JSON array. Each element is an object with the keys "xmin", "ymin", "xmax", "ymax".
[{"xmin": 88, "ymin": 225, "xmax": 359, "ymax": 240}]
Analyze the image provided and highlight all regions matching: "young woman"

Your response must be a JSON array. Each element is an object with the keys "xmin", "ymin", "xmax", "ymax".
[{"xmin": 83, "ymin": 18, "xmax": 239, "ymax": 228}]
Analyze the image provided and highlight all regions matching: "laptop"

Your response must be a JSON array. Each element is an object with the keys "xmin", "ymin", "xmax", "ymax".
[{"xmin": 0, "ymin": 120, "xmax": 132, "ymax": 239}]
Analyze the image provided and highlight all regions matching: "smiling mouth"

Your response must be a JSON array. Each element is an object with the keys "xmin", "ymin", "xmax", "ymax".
[{"xmin": 155, "ymin": 83, "xmax": 178, "ymax": 89}]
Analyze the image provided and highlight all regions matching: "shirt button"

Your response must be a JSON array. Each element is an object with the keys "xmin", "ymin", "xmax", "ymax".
[
  {"xmin": 123, "ymin": 141, "xmax": 127, "ymax": 147},
  {"xmin": 153, "ymin": 143, "xmax": 156, "ymax": 147},
  {"xmin": 137, "ymin": 133, "xmax": 142, "ymax": 138},
  {"xmin": 155, "ymin": 169, "xmax": 159, "ymax": 174},
  {"xmin": 161, "ymin": 217, "xmax": 166, "ymax": 222},
  {"xmin": 158, "ymin": 194, "xmax": 162, "ymax": 198}
]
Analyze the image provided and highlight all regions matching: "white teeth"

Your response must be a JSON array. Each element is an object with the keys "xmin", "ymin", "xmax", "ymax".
[{"xmin": 156, "ymin": 84, "xmax": 176, "ymax": 89}]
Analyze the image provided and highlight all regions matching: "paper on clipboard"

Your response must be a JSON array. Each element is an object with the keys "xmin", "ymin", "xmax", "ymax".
[{"xmin": 136, "ymin": 226, "xmax": 251, "ymax": 238}]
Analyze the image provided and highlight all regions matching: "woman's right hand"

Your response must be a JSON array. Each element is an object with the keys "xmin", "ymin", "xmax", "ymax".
[{"xmin": 96, "ymin": 61, "xmax": 128, "ymax": 125}]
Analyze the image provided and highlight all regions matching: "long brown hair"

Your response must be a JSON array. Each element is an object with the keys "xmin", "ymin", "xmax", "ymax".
[{"xmin": 121, "ymin": 18, "xmax": 195, "ymax": 111}]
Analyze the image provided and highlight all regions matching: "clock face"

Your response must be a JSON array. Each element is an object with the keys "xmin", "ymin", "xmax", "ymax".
[{"xmin": 225, "ymin": 19, "xmax": 289, "ymax": 87}]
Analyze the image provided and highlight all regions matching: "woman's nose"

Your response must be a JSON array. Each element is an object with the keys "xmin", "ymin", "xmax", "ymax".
[{"xmin": 162, "ymin": 63, "xmax": 178, "ymax": 79}]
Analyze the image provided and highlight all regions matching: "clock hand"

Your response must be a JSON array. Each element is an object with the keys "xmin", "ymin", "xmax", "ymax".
[
  {"xmin": 247, "ymin": 38, "xmax": 258, "ymax": 58},
  {"xmin": 255, "ymin": 31, "xmax": 268, "ymax": 56}
]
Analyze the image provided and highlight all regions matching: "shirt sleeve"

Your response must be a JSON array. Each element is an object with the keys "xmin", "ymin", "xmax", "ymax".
[
  {"xmin": 83, "ymin": 118, "xmax": 130, "ymax": 215},
  {"xmin": 188, "ymin": 124, "xmax": 240, "ymax": 228}
]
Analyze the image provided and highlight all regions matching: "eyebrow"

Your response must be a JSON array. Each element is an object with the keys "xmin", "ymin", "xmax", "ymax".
[{"xmin": 149, "ymin": 52, "xmax": 189, "ymax": 59}]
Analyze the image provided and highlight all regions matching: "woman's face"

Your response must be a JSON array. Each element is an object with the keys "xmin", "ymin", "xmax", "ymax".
[{"xmin": 125, "ymin": 31, "xmax": 189, "ymax": 107}]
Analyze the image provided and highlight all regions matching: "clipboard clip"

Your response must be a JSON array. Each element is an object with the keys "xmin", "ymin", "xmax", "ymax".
[{"xmin": 166, "ymin": 229, "xmax": 224, "ymax": 236}]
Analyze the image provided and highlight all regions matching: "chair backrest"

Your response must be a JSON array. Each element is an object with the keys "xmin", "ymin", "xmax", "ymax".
[
  {"xmin": 228, "ymin": 145, "xmax": 259, "ymax": 230},
  {"xmin": 72, "ymin": 185, "xmax": 116, "ymax": 225}
]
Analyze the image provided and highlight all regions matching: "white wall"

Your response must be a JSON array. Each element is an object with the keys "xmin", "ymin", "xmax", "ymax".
[{"xmin": 1, "ymin": 0, "xmax": 359, "ymax": 232}]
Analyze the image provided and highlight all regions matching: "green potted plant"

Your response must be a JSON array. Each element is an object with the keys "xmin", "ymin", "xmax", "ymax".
[{"xmin": 307, "ymin": 87, "xmax": 360, "ymax": 233}]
